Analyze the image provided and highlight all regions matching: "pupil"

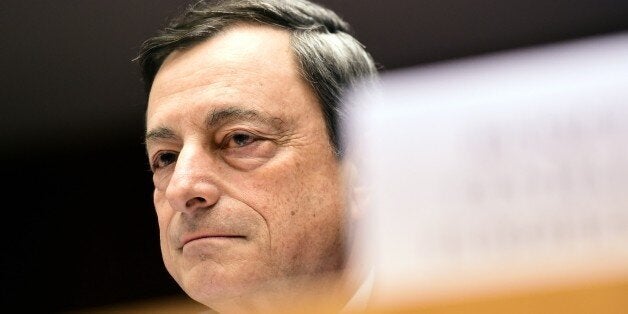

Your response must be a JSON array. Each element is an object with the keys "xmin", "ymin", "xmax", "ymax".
[
  {"xmin": 233, "ymin": 134, "xmax": 250, "ymax": 146},
  {"xmin": 161, "ymin": 153, "xmax": 176, "ymax": 164}
]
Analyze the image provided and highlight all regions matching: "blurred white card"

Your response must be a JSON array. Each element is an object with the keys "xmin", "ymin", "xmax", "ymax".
[{"xmin": 345, "ymin": 32, "xmax": 628, "ymax": 306}]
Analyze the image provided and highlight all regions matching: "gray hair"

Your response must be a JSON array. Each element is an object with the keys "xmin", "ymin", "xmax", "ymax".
[{"xmin": 137, "ymin": 0, "xmax": 377, "ymax": 155}]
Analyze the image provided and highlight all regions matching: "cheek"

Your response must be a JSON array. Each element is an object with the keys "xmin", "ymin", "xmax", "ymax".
[
  {"xmin": 246, "ymin": 152, "xmax": 343, "ymax": 233},
  {"xmin": 153, "ymin": 190, "xmax": 175, "ymax": 243},
  {"xmin": 252, "ymin": 160, "xmax": 345, "ymax": 274},
  {"xmin": 153, "ymin": 171, "xmax": 172, "ymax": 192},
  {"xmin": 153, "ymin": 189, "xmax": 181, "ymax": 277}
]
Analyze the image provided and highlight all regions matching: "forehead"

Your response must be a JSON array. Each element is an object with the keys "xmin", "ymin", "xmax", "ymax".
[{"xmin": 146, "ymin": 24, "xmax": 312, "ymax": 126}]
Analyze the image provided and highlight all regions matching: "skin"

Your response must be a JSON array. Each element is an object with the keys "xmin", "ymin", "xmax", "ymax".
[{"xmin": 145, "ymin": 24, "xmax": 352, "ymax": 312}]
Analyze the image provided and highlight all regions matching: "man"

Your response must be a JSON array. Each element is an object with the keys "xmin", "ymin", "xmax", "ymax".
[{"xmin": 137, "ymin": 0, "xmax": 376, "ymax": 312}]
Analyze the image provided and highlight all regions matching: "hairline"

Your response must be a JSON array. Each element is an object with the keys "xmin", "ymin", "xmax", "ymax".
[
  {"xmin": 139, "ymin": 1, "xmax": 378, "ymax": 157},
  {"xmin": 147, "ymin": 21, "xmax": 339, "ymax": 152}
]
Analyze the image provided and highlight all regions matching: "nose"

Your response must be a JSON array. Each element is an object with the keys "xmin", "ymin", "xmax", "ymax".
[{"xmin": 165, "ymin": 145, "xmax": 221, "ymax": 215}]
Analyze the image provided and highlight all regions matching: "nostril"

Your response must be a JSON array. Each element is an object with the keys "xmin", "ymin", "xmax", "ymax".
[{"xmin": 185, "ymin": 196, "xmax": 207, "ymax": 208}]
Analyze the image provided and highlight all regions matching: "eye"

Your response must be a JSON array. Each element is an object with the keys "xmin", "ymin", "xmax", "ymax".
[
  {"xmin": 223, "ymin": 132, "xmax": 257, "ymax": 148},
  {"xmin": 218, "ymin": 130, "xmax": 278, "ymax": 170},
  {"xmin": 152, "ymin": 151, "xmax": 178, "ymax": 171}
]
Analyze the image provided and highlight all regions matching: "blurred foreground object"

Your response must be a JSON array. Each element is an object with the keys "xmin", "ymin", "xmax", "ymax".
[{"xmin": 345, "ymin": 32, "xmax": 628, "ymax": 313}]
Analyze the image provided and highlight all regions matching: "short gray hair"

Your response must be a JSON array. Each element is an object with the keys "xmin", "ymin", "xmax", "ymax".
[{"xmin": 137, "ymin": 0, "xmax": 377, "ymax": 155}]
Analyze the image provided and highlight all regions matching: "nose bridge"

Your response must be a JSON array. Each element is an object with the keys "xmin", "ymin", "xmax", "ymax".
[
  {"xmin": 166, "ymin": 144, "xmax": 220, "ymax": 213},
  {"xmin": 172, "ymin": 144, "xmax": 207, "ymax": 185}
]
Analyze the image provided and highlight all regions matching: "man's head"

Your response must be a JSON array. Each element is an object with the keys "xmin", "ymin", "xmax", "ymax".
[{"xmin": 138, "ymin": 0, "xmax": 376, "ymax": 311}]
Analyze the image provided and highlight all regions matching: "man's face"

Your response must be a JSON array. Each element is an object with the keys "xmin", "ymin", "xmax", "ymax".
[{"xmin": 145, "ymin": 24, "xmax": 347, "ymax": 306}]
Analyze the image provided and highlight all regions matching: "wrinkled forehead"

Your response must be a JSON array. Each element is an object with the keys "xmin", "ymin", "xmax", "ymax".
[{"xmin": 147, "ymin": 24, "xmax": 298, "ymax": 119}]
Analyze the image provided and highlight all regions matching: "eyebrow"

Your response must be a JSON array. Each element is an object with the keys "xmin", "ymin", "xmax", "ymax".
[
  {"xmin": 144, "ymin": 127, "xmax": 178, "ymax": 144},
  {"xmin": 205, "ymin": 107, "xmax": 281, "ymax": 129},
  {"xmin": 144, "ymin": 106, "xmax": 285, "ymax": 144}
]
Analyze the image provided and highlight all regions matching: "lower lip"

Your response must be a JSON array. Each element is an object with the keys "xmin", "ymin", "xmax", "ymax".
[
  {"xmin": 181, "ymin": 236, "xmax": 246, "ymax": 256},
  {"xmin": 183, "ymin": 236, "xmax": 245, "ymax": 247}
]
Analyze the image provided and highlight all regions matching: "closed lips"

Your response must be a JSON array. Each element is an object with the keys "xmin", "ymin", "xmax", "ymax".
[{"xmin": 181, "ymin": 234, "xmax": 246, "ymax": 247}]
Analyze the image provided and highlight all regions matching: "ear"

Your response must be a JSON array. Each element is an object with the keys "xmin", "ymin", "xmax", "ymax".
[
  {"xmin": 340, "ymin": 159, "xmax": 374, "ymax": 294},
  {"xmin": 340, "ymin": 159, "xmax": 369, "ymax": 224}
]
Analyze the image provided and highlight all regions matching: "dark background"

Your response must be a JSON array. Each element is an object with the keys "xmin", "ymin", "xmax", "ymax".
[{"xmin": 2, "ymin": 0, "xmax": 628, "ymax": 311}]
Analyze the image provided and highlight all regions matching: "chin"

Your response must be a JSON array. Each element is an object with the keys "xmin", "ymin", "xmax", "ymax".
[
  {"xmin": 179, "ymin": 262, "xmax": 269, "ymax": 308},
  {"xmin": 191, "ymin": 271, "xmax": 350, "ymax": 313}
]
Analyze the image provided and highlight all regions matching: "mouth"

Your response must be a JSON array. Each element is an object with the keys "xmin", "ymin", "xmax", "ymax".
[{"xmin": 180, "ymin": 234, "xmax": 246, "ymax": 248}]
